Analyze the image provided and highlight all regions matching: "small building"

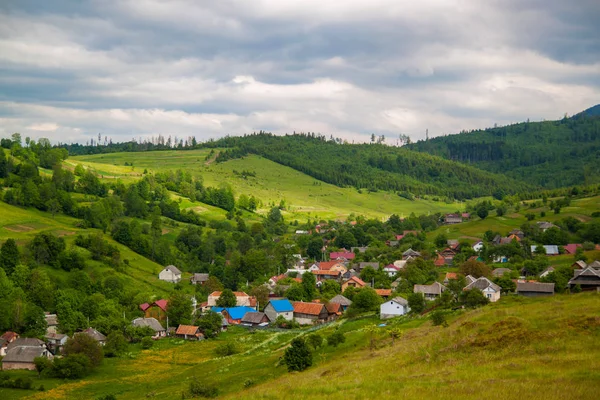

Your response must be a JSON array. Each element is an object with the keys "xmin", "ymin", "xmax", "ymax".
[
  {"xmin": 516, "ymin": 282, "xmax": 555, "ymax": 297},
  {"xmin": 214, "ymin": 306, "xmax": 257, "ymax": 324},
  {"xmin": 1, "ymin": 344, "xmax": 53, "ymax": 371},
  {"xmin": 464, "ymin": 277, "xmax": 502, "ymax": 302},
  {"xmin": 207, "ymin": 291, "xmax": 256, "ymax": 308},
  {"xmin": 539, "ymin": 266, "xmax": 555, "ymax": 278},
  {"xmin": 264, "ymin": 299, "xmax": 294, "ymax": 322},
  {"xmin": 414, "ymin": 282, "xmax": 447, "ymax": 301},
  {"xmin": 292, "ymin": 302, "xmax": 328, "ymax": 325},
  {"xmin": 383, "ymin": 264, "xmax": 402, "ymax": 277},
  {"xmin": 330, "ymin": 251, "xmax": 355, "ymax": 261},
  {"xmin": 380, "ymin": 297, "xmax": 410, "ymax": 319},
  {"xmin": 439, "ymin": 248, "xmax": 457, "ymax": 265},
  {"xmin": 241, "ymin": 312, "xmax": 270, "ymax": 327},
  {"xmin": 536, "ymin": 221, "xmax": 558, "ymax": 232},
  {"xmin": 132, "ymin": 317, "xmax": 166, "ymax": 338},
  {"xmin": 190, "ymin": 273, "xmax": 209, "ymax": 285},
  {"xmin": 325, "ymin": 302, "xmax": 342, "ymax": 321},
  {"xmin": 312, "ymin": 269, "xmax": 342, "ymax": 284},
  {"xmin": 140, "ymin": 299, "xmax": 169, "ymax": 322},
  {"xmin": 472, "ymin": 241, "xmax": 484, "ymax": 253},
  {"xmin": 443, "ymin": 272, "xmax": 458, "ymax": 285},
  {"xmin": 341, "ymin": 276, "xmax": 366, "ymax": 291},
  {"xmin": 318, "ymin": 261, "xmax": 348, "ymax": 273},
  {"xmin": 45, "ymin": 313, "xmax": 59, "ymax": 334},
  {"xmin": 492, "ymin": 268, "xmax": 512, "ymax": 278},
  {"xmin": 44, "ymin": 333, "xmax": 68, "ymax": 355},
  {"xmin": 444, "ymin": 214, "xmax": 463, "ymax": 224},
  {"xmin": 402, "ymin": 248, "xmax": 422, "ymax": 260},
  {"xmin": 328, "ymin": 294, "xmax": 352, "ymax": 311},
  {"xmin": 375, "ymin": 289, "xmax": 392, "ymax": 299},
  {"xmin": 0, "ymin": 331, "xmax": 19, "ymax": 356},
  {"xmin": 568, "ymin": 267, "xmax": 600, "ymax": 291},
  {"xmin": 175, "ymin": 325, "xmax": 203, "ymax": 340},
  {"xmin": 76, "ymin": 327, "xmax": 106, "ymax": 345},
  {"xmin": 159, "ymin": 265, "xmax": 182, "ymax": 283},
  {"xmin": 530, "ymin": 245, "xmax": 559, "ymax": 255}
]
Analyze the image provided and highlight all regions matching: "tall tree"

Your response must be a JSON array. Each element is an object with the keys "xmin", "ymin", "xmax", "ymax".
[{"xmin": 0, "ymin": 239, "xmax": 19, "ymax": 275}]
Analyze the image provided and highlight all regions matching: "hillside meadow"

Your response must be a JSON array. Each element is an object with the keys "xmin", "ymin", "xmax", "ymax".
[{"xmin": 71, "ymin": 151, "xmax": 463, "ymax": 221}]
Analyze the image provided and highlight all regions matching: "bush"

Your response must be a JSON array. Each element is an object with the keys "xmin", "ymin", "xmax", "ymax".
[
  {"xmin": 104, "ymin": 332, "xmax": 128, "ymax": 357},
  {"xmin": 327, "ymin": 331, "xmax": 346, "ymax": 347},
  {"xmin": 243, "ymin": 378, "xmax": 256, "ymax": 388},
  {"xmin": 306, "ymin": 333, "xmax": 323, "ymax": 349},
  {"xmin": 430, "ymin": 310, "xmax": 447, "ymax": 327},
  {"xmin": 215, "ymin": 342, "xmax": 238, "ymax": 357},
  {"xmin": 141, "ymin": 336, "xmax": 154, "ymax": 350},
  {"xmin": 52, "ymin": 354, "xmax": 92, "ymax": 379},
  {"xmin": 283, "ymin": 338, "xmax": 312, "ymax": 372},
  {"xmin": 407, "ymin": 292, "xmax": 426, "ymax": 314},
  {"xmin": 189, "ymin": 379, "xmax": 219, "ymax": 398}
]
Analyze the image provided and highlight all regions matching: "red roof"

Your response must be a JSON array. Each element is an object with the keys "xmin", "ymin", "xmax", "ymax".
[
  {"xmin": 139, "ymin": 303, "xmax": 150, "ymax": 312},
  {"xmin": 344, "ymin": 276, "xmax": 366, "ymax": 287},
  {"xmin": 319, "ymin": 261, "xmax": 341, "ymax": 270},
  {"xmin": 176, "ymin": 325, "xmax": 200, "ymax": 335},
  {"xmin": 154, "ymin": 299, "xmax": 168, "ymax": 312},
  {"xmin": 445, "ymin": 272, "xmax": 458, "ymax": 280},
  {"xmin": 312, "ymin": 270, "xmax": 341, "ymax": 276},
  {"xmin": 292, "ymin": 302, "xmax": 326, "ymax": 316},
  {"xmin": 209, "ymin": 291, "xmax": 249, "ymax": 298},
  {"xmin": 1, "ymin": 331, "xmax": 18, "ymax": 342},
  {"xmin": 564, "ymin": 244, "xmax": 582, "ymax": 254},
  {"xmin": 434, "ymin": 254, "xmax": 446, "ymax": 267},
  {"xmin": 384, "ymin": 264, "xmax": 401, "ymax": 271},
  {"xmin": 330, "ymin": 252, "xmax": 355, "ymax": 260},
  {"xmin": 375, "ymin": 289, "xmax": 392, "ymax": 297}
]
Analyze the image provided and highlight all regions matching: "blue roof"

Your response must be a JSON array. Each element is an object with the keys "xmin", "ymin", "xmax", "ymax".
[
  {"xmin": 268, "ymin": 299, "xmax": 294, "ymax": 313},
  {"xmin": 213, "ymin": 306, "xmax": 255, "ymax": 320}
]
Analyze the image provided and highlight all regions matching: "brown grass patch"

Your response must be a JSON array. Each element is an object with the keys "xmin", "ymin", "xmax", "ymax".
[
  {"xmin": 3, "ymin": 223, "xmax": 46, "ymax": 232},
  {"xmin": 55, "ymin": 230, "xmax": 76, "ymax": 237}
]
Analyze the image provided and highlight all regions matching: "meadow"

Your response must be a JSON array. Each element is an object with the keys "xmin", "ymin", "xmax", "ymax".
[{"xmin": 71, "ymin": 150, "xmax": 463, "ymax": 221}]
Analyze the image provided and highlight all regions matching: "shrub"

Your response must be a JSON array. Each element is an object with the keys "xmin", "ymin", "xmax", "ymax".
[
  {"xmin": 306, "ymin": 333, "xmax": 323, "ymax": 349},
  {"xmin": 52, "ymin": 354, "xmax": 92, "ymax": 379},
  {"xmin": 215, "ymin": 342, "xmax": 238, "ymax": 357},
  {"xmin": 327, "ymin": 331, "xmax": 346, "ymax": 347},
  {"xmin": 283, "ymin": 338, "xmax": 312, "ymax": 372},
  {"xmin": 431, "ymin": 310, "xmax": 447, "ymax": 327},
  {"xmin": 189, "ymin": 379, "xmax": 219, "ymax": 398},
  {"xmin": 243, "ymin": 378, "xmax": 256, "ymax": 388},
  {"xmin": 141, "ymin": 336, "xmax": 154, "ymax": 350}
]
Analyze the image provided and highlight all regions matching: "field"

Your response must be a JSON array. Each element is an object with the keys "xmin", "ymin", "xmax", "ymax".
[
  {"xmin": 2, "ymin": 294, "xmax": 599, "ymax": 399},
  {"xmin": 71, "ymin": 150, "xmax": 464, "ymax": 221}
]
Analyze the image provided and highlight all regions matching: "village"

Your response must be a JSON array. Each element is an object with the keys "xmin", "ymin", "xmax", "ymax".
[{"xmin": 2, "ymin": 212, "xmax": 598, "ymax": 374}]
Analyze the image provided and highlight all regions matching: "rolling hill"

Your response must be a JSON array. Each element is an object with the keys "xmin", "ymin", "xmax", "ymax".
[{"xmin": 408, "ymin": 108, "xmax": 600, "ymax": 188}]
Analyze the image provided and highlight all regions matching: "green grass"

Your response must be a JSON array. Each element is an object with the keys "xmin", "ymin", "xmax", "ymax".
[
  {"xmin": 4, "ymin": 294, "xmax": 599, "ymax": 399},
  {"xmin": 71, "ymin": 151, "xmax": 464, "ymax": 221}
]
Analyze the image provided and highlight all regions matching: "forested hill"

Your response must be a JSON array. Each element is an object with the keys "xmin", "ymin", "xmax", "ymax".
[
  {"xmin": 407, "ymin": 109, "xmax": 600, "ymax": 188},
  {"xmin": 202, "ymin": 133, "xmax": 531, "ymax": 200}
]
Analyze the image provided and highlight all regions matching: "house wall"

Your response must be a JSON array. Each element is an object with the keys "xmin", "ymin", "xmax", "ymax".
[
  {"xmin": 518, "ymin": 291, "xmax": 553, "ymax": 297},
  {"xmin": 2, "ymin": 362, "xmax": 36, "ymax": 371},
  {"xmin": 380, "ymin": 301, "xmax": 409, "ymax": 319},
  {"xmin": 482, "ymin": 288, "xmax": 501, "ymax": 302},
  {"xmin": 294, "ymin": 314, "xmax": 317, "ymax": 325},
  {"xmin": 159, "ymin": 270, "xmax": 180, "ymax": 283},
  {"xmin": 264, "ymin": 304, "xmax": 293, "ymax": 322},
  {"xmin": 145, "ymin": 306, "xmax": 167, "ymax": 322}
]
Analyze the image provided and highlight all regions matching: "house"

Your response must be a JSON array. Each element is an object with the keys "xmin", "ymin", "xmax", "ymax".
[
  {"xmin": 396, "ymin": 230, "xmax": 419, "ymax": 241},
  {"xmin": 461, "ymin": 213, "xmax": 471, "ymax": 220},
  {"xmin": 356, "ymin": 262, "xmax": 379, "ymax": 272},
  {"xmin": 447, "ymin": 239, "xmax": 460, "ymax": 250},
  {"xmin": 375, "ymin": 289, "xmax": 392, "ymax": 299},
  {"xmin": 351, "ymin": 246, "xmax": 369, "ymax": 253},
  {"xmin": 329, "ymin": 251, "xmax": 355, "ymax": 261},
  {"xmin": 207, "ymin": 291, "xmax": 256, "ymax": 308},
  {"xmin": 588, "ymin": 260, "xmax": 600, "ymax": 269},
  {"xmin": 341, "ymin": 276, "xmax": 366, "ymax": 291},
  {"xmin": 264, "ymin": 299, "xmax": 294, "ymax": 322},
  {"xmin": 492, "ymin": 268, "xmax": 512, "ymax": 278},
  {"xmin": 241, "ymin": 312, "xmax": 270, "ymax": 327},
  {"xmin": 175, "ymin": 325, "xmax": 203, "ymax": 340},
  {"xmin": 444, "ymin": 214, "xmax": 463, "ymax": 224},
  {"xmin": 214, "ymin": 306, "xmax": 257, "ymax": 324},
  {"xmin": 391, "ymin": 277, "xmax": 402, "ymax": 290},
  {"xmin": 380, "ymin": 297, "xmax": 410, "ymax": 319},
  {"xmin": 1, "ymin": 340, "xmax": 53, "ymax": 371},
  {"xmin": 472, "ymin": 241, "xmax": 484, "ymax": 253},
  {"xmin": 508, "ymin": 229, "xmax": 525, "ymax": 240},
  {"xmin": 402, "ymin": 248, "xmax": 422, "ymax": 260},
  {"xmin": 342, "ymin": 269, "xmax": 358, "ymax": 280},
  {"xmin": 530, "ymin": 245, "xmax": 559, "ymax": 255},
  {"xmin": 325, "ymin": 302, "xmax": 342, "ymax": 321},
  {"xmin": 312, "ymin": 269, "xmax": 342, "ymax": 284},
  {"xmin": 465, "ymin": 275, "xmax": 477, "ymax": 285},
  {"xmin": 434, "ymin": 254, "xmax": 446, "ymax": 267},
  {"xmin": 568, "ymin": 267, "xmax": 600, "ymax": 291},
  {"xmin": 132, "ymin": 317, "xmax": 166, "ymax": 338},
  {"xmin": 563, "ymin": 244, "xmax": 582, "ymax": 255},
  {"xmin": 159, "ymin": 265, "xmax": 182, "ymax": 283},
  {"xmin": 393, "ymin": 260, "xmax": 408, "ymax": 270},
  {"xmin": 140, "ymin": 299, "xmax": 168, "ymax": 322},
  {"xmin": 76, "ymin": 327, "xmax": 106, "ymax": 345},
  {"xmin": 44, "ymin": 333, "xmax": 68, "ymax": 355},
  {"xmin": 383, "ymin": 264, "xmax": 402, "ymax": 277},
  {"xmin": 572, "ymin": 260, "xmax": 587, "ymax": 269},
  {"xmin": 439, "ymin": 248, "xmax": 457, "ymax": 265},
  {"xmin": 516, "ymin": 282, "xmax": 555, "ymax": 297},
  {"xmin": 464, "ymin": 277, "xmax": 502, "ymax": 302},
  {"xmin": 386, "ymin": 240, "xmax": 400, "ymax": 247},
  {"xmin": 318, "ymin": 261, "xmax": 348, "ymax": 273},
  {"xmin": 190, "ymin": 273, "xmax": 209, "ymax": 285},
  {"xmin": 536, "ymin": 221, "xmax": 558, "ymax": 232},
  {"xmin": 292, "ymin": 302, "xmax": 328, "ymax": 325},
  {"xmin": 0, "ymin": 331, "xmax": 19, "ymax": 356},
  {"xmin": 443, "ymin": 272, "xmax": 458, "ymax": 285},
  {"xmin": 45, "ymin": 313, "xmax": 59, "ymax": 334},
  {"xmin": 414, "ymin": 282, "xmax": 446, "ymax": 301},
  {"xmin": 328, "ymin": 295, "xmax": 352, "ymax": 311},
  {"xmin": 539, "ymin": 266, "xmax": 555, "ymax": 278}
]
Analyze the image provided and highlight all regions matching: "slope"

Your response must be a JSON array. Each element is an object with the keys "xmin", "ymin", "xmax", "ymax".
[
  {"xmin": 408, "ymin": 110, "xmax": 600, "ymax": 188},
  {"xmin": 203, "ymin": 133, "xmax": 532, "ymax": 200},
  {"xmin": 71, "ymin": 150, "xmax": 464, "ymax": 221}
]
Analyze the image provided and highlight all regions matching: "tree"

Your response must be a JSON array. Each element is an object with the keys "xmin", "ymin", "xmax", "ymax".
[
  {"xmin": 250, "ymin": 285, "xmax": 270, "ymax": 310},
  {"xmin": 306, "ymin": 333, "xmax": 323, "ymax": 349},
  {"xmin": 430, "ymin": 310, "xmax": 447, "ymax": 327},
  {"xmin": 364, "ymin": 325, "xmax": 378, "ymax": 352},
  {"xmin": 476, "ymin": 205, "xmax": 489, "ymax": 220},
  {"xmin": 459, "ymin": 259, "xmax": 490, "ymax": 278},
  {"xmin": 285, "ymin": 283, "xmax": 305, "ymax": 301},
  {"xmin": 104, "ymin": 332, "xmax": 128, "ymax": 357},
  {"xmin": 349, "ymin": 287, "xmax": 382, "ymax": 312},
  {"xmin": 0, "ymin": 238, "xmax": 19, "ymax": 275},
  {"xmin": 141, "ymin": 336, "xmax": 154, "ymax": 349},
  {"xmin": 327, "ymin": 331, "xmax": 346, "ymax": 347},
  {"xmin": 462, "ymin": 288, "xmax": 490, "ymax": 308},
  {"xmin": 216, "ymin": 289, "xmax": 237, "ymax": 308},
  {"xmin": 407, "ymin": 292, "xmax": 426, "ymax": 314},
  {"xmin": 301, "ymin": 271, "xmax": 317, "ymax": 301},
  {"xmin": 434, "ymin": 233, "xmax": 448, "ymax": 248},
  {"xmin": 34, "ymin": 356, "xmax": 53, "ymax": 377},
  {"xmin": 307, "ymin": 237, "xmax": 323, "ymax": 261},
  {"xmin": 45, "ymin": 199, "xmax": 62, "ymax": 217},
  {"xmin": 197, "ymin": 311, "xmax": 224, "ymax": 338},
  {"xmin": 283, "ymin": 338, "xmax": 312, "ymax": 372},
  {"xmin": 52, "ymin": 353, "xmax": 92, "ymax": 379},
  {"xmin": 168, "ymin": 292, "xmax": 193, "ymax": 326},
  {"xmin": 64, "ymin": 333, "xmax": 104, "ymax": 368},
  {"xmin": 388, "ymin": 328, "xmax": 401, "ymax": 345},
  {"xmin": 494, "ymin": 276, "xmax": 516, "ymax": 293}
]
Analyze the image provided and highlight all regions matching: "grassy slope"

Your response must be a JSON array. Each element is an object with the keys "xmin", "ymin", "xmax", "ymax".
[
  {"xmin": 233, "ymin": 294, "xmax": 600, "ymax": 400},
  {"xmin": 71, "ymin": 150, "xmax": 463, "ymax": 221},
  {"xmin": 4, "ymin": 294, "xmax": 599, "ymax": 399}
]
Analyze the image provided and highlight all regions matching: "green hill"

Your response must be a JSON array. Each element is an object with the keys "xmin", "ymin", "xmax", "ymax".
[
  {"xmin": 407, "ymin": 109, "xmax": 600, "ymax": 188},
  {"xmin": 201, "ymin": 133, "xmax": 532, "ymax": 200}
]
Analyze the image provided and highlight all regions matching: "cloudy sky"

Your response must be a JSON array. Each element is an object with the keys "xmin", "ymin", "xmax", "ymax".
[{"xmin": 1, "ymin": 0, "xmax": 599, "ymax": 144}]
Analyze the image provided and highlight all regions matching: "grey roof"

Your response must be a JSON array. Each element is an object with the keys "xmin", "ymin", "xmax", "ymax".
[
  {"xmin": 573, "ymin": 260, "xmax": 587, "ymax": 268},
  {"xmin": 530, "ymin": 245, "xmax": 559, "ymax": 255},
  {"xmin": 2, "ymin": 346, "xmax": 46, "ymax": 363},
  {"xmin": 45, "ymin": 314, "xmax": 58, "ymax": 326},
  {"xmin": 402, "ymin": 248, "xmax": 421, "ymax": 257},
  {"xmin": 536, "ymin": 221, "xmax": 558, "ymax": 230},
  {"xmin": 329, "ymin": 294, "xmax": 352, "ymax": 306},
  {"xmin": 164, "ymin": 265, "xmax": 182, "ymax": 275},
  {"xmin": 241, "ymin": 312, "xmax": 267, "ymax": 324},
  {"xmin": 517, "ymin": 282, "xmax": 555, "ymax": 293},
  {"xmin": 465, "ymin": 275, "xmax": 477, "ymax": 284},
  {"xmin": 414, "ymin": 282, "xmax": 446, "ymax": 295},
  {"xmin": 191, "ymin": 273, "xmax": 209, "ymax": 282},
  {"xmin": 464, "ymin": 277, "xmax": 501, "ymax": 292},
  {"xmin": 7, "ymin": 338, "xmax": 45, "ymax": 351},
  {"xmin": 492, "ymin": 268, "xmax": 511, "ymax": 277},
  {"xmin": 589, "ymin": 260, "xmax": 600, "ymax": 269},
  {"xmin": 44, "ymin": 333, "xmax": 68, "ymax": 341},
  {"xmin": 388, "ymin": 296, "xmax": 408, "ymax": 306},
  {"xmin": 77, "ymin": 328, "xmax": 106, "ymax": 342},
  {"xmin": 132, "ymin": 317, "xmax": 165, "ymax": 332},
  {"xmin": 358, "ymin": 262, "xmax": 379, "ymax": 270}
]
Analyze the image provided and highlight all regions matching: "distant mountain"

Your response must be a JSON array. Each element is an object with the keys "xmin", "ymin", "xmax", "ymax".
[
  {"xmin": 203, "ymin": 133, "xmax": 532, "ymax": 200},
  {"xmin": 407, "ymin": 109, "xmax": 600, "ymax": 188}
]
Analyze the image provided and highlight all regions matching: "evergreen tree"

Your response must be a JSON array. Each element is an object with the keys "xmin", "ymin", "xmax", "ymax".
[
  {"xmin": 0, "ymin": 238, "xmax": 19, "ymax": 275},
  {"xmin": 283, "ymin": 338, "xmax": 312, "ymax": 372}
]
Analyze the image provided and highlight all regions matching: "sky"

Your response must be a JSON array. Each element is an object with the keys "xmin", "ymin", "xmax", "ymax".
[{"xmin": 0, "ymin": 0, "xmax": 599, "ymax": 145}]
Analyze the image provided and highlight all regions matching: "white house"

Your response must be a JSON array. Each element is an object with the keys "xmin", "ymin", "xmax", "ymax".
[
  {"xmin": 414, "ymin": 282, "xmax": 447, "ymax": 301},
  {"xmin": 380, "ymin": 297, "xmax": 410, "ymax": 319},
  {"xmin": 383, "ymin": 264, "xmax": 402, "ymax": 277},
  {"xmin": 472, "ymin": 241, "xmax": 484, "ymax": 253},
  {"xmin": 159, "ymin": 265, "xmax": 182, "ymax": 283},
  {"xmin": 464, "ymin": 277, "xmax": 502, "ymax": 302}
]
